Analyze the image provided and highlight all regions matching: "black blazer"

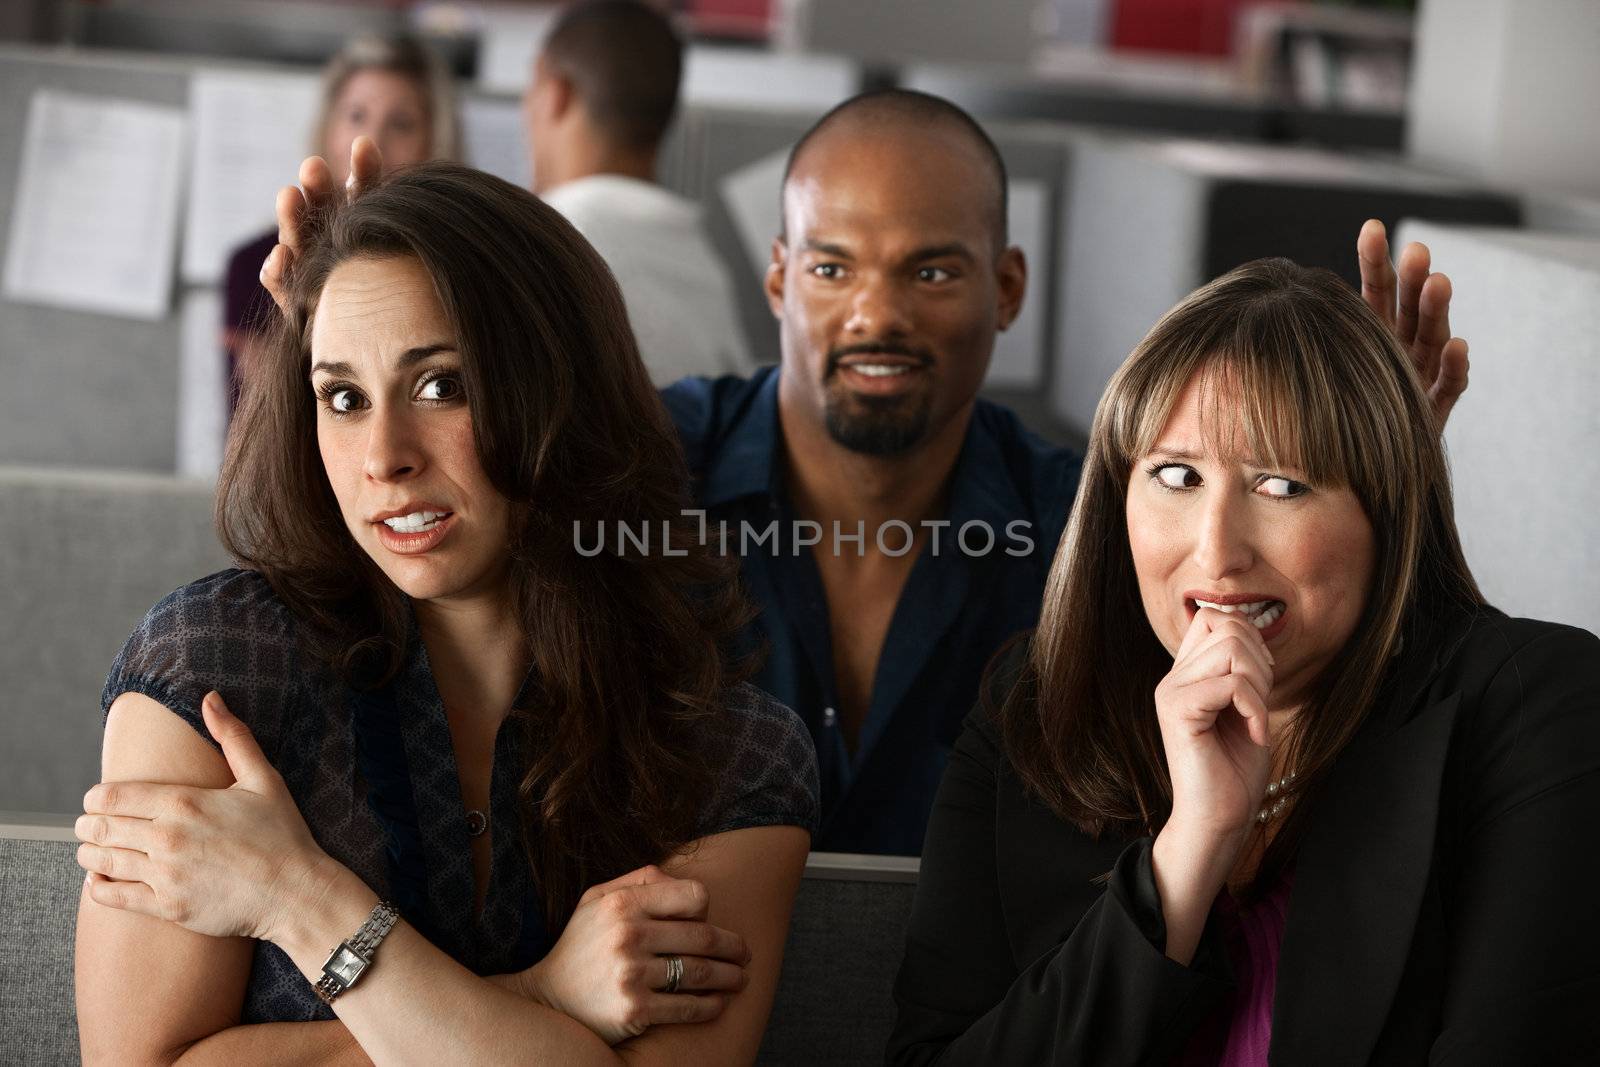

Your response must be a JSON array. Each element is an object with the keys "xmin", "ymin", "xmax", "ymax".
[{"xmin": 888, "ymin": 609, "xmax": 1600, "ymax": 1065}]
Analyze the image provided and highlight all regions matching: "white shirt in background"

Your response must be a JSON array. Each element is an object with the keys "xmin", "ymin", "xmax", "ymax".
[{"xmin": 542, "ymin": 174, "xmax": 754, "ymax": 386}]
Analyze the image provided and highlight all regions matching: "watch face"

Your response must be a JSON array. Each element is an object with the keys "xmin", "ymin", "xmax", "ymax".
[{"xmin": 325, "ymin": 945, "xmax": 368, "ymax": 986}]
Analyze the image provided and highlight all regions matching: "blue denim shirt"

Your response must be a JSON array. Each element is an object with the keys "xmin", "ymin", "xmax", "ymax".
[{"xmin": 662, "ymin": 367, "xmax": 1082, "ymax": 854}]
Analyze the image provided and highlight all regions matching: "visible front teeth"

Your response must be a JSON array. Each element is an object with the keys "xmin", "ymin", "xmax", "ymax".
[
  {"xmin": 1193, "ymin": 599, "xmax": 1286, "ymax": 630},
  {"xmin": 383, "ymin": 510, "xmax": 446, "ymax": 532},
  {"xmin": 1194, "ymin": 599, "xmax": 1270, "ymax": 614},
  {"xmin": 1251, "ymin": 603, "xmax": 1286, "ymax": 629},
  {"xmin": 850, "ymin": 364, "xmax": 911, "ymax": 377}
]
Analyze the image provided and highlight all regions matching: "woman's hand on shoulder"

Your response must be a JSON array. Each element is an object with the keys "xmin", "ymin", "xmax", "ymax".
[
  {"xmin": 261, "ymin": 136, "xmax": 385, "ymax": 312},
  {"xmin": 503, "ymin": 864, "xmax": 751, "ymax": 1046},
  {"xmin": 77, "ymin": 690, "xmax": 340, "ymax": 944}
]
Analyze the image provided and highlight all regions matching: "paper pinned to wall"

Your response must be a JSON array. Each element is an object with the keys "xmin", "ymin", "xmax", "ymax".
[
  {"xmin": 183, "ymin": 70, "xmax": 320, "ymax": 285},
  {"xmin": 2, "ymin": 89, "xmax": 186, "ymax": 321},
  {"xmin": 717, "ymin": 147, "xmax": 787, "ymax": 281},
  {"xmin": 463, "ymin": 95, "xmax": 532, "ymax": 190},
  {"xmin": 987, "ymin": 179, "xmax": 1048, "ymax": 388}
]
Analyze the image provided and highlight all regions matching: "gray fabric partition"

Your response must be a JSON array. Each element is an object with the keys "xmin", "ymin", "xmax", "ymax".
[
  {"xmin": 0, "ymin": 46, "xmax": 191, "ymax": 472},
  {"xmin": 678, "ymin": 105, "xmax": 827, "ymax": 369},
  {"xmin": 1052, "ymin": 135, "xmax": 1521, "ymax": 437},
  {"xmin": 758, "ymin": 853, "xmax": 918, "ymax": 1066},
  {"xmin": 0, "ymin": 466, "xmax": 228, "ymax": 813},
  {"xmin": 1, "ymin": 826, "xmax": 81, "ymax": 1066},
  {"xmin": 902, "ymin": 61, "xmax": 1270, "ymax": 139},
  {"xmin": 1395, "ymin": 221, "xmax": 1600, "ymax": 640},
  {"xmin": 0, "ymin": 828, "xmax": 916, "ymax": 1067}
]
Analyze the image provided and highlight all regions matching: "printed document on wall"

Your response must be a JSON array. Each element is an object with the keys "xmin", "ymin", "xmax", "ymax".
[
  {"xmin": 2, "ymin": 90, "xmax": 186, "ymax": 321},
  {"xmin": 183, "ymin": 70, "xmax": 319, "ymax": 284}
]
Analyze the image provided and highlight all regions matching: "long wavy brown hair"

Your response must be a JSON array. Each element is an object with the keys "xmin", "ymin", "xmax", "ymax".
[
  {"xmin": 216, "ymin": 162, "xmax": 751, "ymax": 924},
  {"xmin": 999, "ymin": 258, "xmax": 1483, "ymax": 892}
]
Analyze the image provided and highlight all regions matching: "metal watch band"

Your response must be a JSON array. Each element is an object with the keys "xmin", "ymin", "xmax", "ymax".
[
  {"xmin": 313, "ymin": 900, "xmax": 400, "ymax": 1004},
  {"xmin": 350, "ymin": 900, "xmax": 400, "ymax": 955},
  {"xmin": 314, "ymin": 971, "xmax": 345, "ymax": 1004}
]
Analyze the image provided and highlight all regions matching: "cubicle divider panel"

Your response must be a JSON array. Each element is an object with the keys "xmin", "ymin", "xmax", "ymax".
[
  {"xmin": 1201, "ymin": 181, "xmax": 1521, "ymax": 294},
  {"xmin": 1052, "ymin": 135, "xmax": 1523, "ymax": 439},
  {"xmin": 1398, "ymin": 221, "xmax": 1600, "ymax": 639},
  {"xmin": 0, "ymin": 829, "xmax": 81, "ymax": 1067},
  {"xmin": 0, "ymin": 47, "xmax": 192, "ymax": 472},
  {"xmin": 0, "ymin": 466, "xmax": 228, "ymax": 814},
  {"xmin": 684, "ymin": 105, "xmax": 826, "ymax": 367},
  {"xmin": 980, "ymin": 121, "xmax": 1081, "ymax": 445},
  {"xmin": 758, "ymin": 868, "xmax": 919, "ymax": 1066},
  {"xmin": 902, "ymin": 62, "xmax": 1272, "ymax": 141}
]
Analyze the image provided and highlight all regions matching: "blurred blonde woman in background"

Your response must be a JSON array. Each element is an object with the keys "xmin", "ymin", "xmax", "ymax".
[{"xmin": 223, "ymin": 34, "xmax": 460, "ymax": 413}]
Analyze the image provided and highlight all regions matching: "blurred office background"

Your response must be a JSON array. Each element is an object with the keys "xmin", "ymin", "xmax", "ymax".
[{"xmin": 3, "ymin": 0, "xmax": 1599, "ymax": 837}]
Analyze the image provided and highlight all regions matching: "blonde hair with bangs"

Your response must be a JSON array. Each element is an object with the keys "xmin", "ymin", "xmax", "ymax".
[{"xmin": 1003, "ymin": 258, "xmax": 1481, "ymax": 889}]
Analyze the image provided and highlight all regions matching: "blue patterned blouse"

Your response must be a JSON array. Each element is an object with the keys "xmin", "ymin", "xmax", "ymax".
[{"xmin": 101, "ymin": 569, "xmax": 820, "ymax": 1023}]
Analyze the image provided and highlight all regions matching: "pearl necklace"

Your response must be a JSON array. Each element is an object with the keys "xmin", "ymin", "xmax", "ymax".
[{"xmin": 1256, "ymin": 771, "xmax": 1298, "ymax": 825}]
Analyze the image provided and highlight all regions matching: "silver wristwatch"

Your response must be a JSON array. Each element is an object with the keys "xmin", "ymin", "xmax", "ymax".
[{"xmin": 314, "ymin": 900, "xmax": 400, "ymax": 1004}]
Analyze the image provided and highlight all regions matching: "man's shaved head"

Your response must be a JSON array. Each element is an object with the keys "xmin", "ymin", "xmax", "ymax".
[
  {"xmin": 767, "ymin": 88, "xmax": 1028, "ymax": 463},
  {"xmin": 781, "ymin": 89, "xmax": 1009, "ymax": 254}
]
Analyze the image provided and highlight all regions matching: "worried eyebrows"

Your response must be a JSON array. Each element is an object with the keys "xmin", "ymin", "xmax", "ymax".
[
  {"xmin": 309, "ymin": 343, "xmax": 458, "ymax": 380},
  {"xmin": 1144, "ymin": 442, "xmax": 1308, "ymax": 475}
]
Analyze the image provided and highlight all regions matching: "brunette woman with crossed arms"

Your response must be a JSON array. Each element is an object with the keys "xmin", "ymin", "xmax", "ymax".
[{"xmin": 75, "ymin": 164, "xmax": 818, "ymax": 1064}]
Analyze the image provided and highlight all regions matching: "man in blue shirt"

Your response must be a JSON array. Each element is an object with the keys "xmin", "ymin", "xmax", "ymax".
[{"xmin": 662, "ymin": 91, "xmax": 1080, "ymax": 854}]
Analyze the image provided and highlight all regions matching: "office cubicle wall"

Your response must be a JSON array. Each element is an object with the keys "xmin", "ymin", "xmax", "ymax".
[
  {"xmin": 0, "ymin": 46, "xmax": 190, "ymax": 472},
  {"xmin": 902, "ymin": 61, "xmax": 1271, "ymax": 140},
  {"xmin": 903, "ymin": 61, "xmax": 1408, "ymax": 151},
  {"xmin": 677, "ymin": 105, "xmax": 827, "ymax": 367},
  {"xmin": 0, "ymin": 466, "xmax": 227, "ymax": 814},
  {"xmin": 1398, "ymin": 221, "xmax": 1600, "ymax": 639},
  {"xmin": 1052, "ymin": 135, "xmax": 1521, "ymax": 437}
]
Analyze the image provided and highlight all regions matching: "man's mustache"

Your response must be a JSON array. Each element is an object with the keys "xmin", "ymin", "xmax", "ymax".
[{"xmin": 826, "ymin": 342, "xmax": 935, "ymax": 376}]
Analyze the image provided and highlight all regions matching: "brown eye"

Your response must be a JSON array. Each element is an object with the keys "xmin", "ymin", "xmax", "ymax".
[
  {"xmin": 327, "ymin": 386, "xmax": 365, "ymax": 413},
  {"xmin": 1257, "ymin": 475, "xmax": 1307, "ymax": 499},
  {"xmin": 417, "ymin": 375, "xmax": 462, "ymax": 402},
  {"xmin": 1154, "ymin": 464, "xmax": 1199, "ymax": 489}
]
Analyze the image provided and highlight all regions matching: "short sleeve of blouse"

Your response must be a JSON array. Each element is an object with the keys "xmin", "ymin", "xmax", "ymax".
[
  {"xmin": 694, "ymin": 684, "xmax": 820, "ymax": 839},
  {"xmin": 101, "ymin": 569, "xmax": 307, "ymax": 759}
]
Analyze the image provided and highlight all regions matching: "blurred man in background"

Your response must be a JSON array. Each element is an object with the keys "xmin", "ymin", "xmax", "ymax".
[{"xmin": 525, "ymin": 0, "xmax": 751, "ymax": 385}]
